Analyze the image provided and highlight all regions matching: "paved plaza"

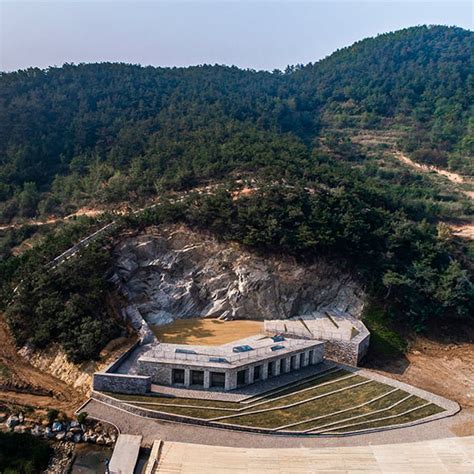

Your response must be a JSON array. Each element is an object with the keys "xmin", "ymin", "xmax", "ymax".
[{"xmin": 151, "ymin": 435, "xmax": 474, "ymax": 473}]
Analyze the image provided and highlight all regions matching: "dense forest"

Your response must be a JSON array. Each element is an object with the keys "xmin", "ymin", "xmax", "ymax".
[
  {"xmin": 0, "ymin": 25, "xmax": 473, "ymax": 362},
  {"xmin": 0, "ymin": 26, "xmax": 472, "ymax": 221}
]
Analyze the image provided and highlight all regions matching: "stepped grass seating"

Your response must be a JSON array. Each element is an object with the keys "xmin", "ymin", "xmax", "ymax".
[{"xmin": 100, "ymin": 367, "xmax": 448, "ymax": 435}]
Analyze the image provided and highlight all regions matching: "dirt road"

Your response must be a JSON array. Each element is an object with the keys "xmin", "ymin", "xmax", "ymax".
[{"xmin": 394, "ymin": 152, "xmax": 474, "ymax": 199}]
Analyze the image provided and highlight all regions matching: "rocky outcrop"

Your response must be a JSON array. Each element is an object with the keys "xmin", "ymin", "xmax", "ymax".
[
  {"xmin": 18, "ymin": 344, "xmax": 98, "ymax": 396},
  {"xmin": 112, "ymin": 225, "xmax": 365, "ymax": 328}
]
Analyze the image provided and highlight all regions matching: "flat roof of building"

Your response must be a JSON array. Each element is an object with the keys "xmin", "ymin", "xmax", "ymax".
[{"xmin": 138, "ymin": 334, "xmax": 323, "ymax": 370}]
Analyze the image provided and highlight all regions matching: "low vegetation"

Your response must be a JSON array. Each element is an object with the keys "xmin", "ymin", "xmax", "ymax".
[{"xmin": 0, "ymin": 432, "xmax": 53, "ymax": 474}]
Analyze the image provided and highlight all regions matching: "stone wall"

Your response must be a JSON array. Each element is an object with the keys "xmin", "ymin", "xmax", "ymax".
[
  {"xmin": 93, "ymin": 373, "xmax": 151, "ymax": 394},
  {"xmin": 93, "ymin": 340, "xmax": 152, "ymax": 394}
]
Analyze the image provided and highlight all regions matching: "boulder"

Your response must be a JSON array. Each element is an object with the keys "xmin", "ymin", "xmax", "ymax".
[
  {"xmin": 73, "ymin": 433, "xmax": 82, "ymax": 443},
  {"xmin": 52, "ymin": 421, "xmax": 64, "ymax": 432},
  {"xmin": 5, "ymin": 415, "xmax": 20, "ymax": 429},
  {"xmin": 31, "ymin": 425, "xmax": 43, "ymax": 436},
  {"xmin": 55, "ymin": 432, "xmax": 66, "ymax": 441},
  {"xmin": 13, "ymin": 425, "xmax": 29, "ymax": 433}
]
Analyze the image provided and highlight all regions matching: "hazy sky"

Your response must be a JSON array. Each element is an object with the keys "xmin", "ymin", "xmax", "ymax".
[{"xmin": 1, "ymin": 1, "xmax": 472, "ymax": 72}]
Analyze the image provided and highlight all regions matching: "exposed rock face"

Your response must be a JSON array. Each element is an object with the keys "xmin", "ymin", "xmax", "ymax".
[{"xmin": 113, "ymin": 225, "xmax": 366, "ymax": 327}]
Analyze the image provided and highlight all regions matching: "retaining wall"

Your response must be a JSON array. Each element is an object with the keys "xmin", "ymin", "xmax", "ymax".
[
  {"xmin": 93, "ymin": 373, "xmax": 151, "ymax": 394},
  {"xmin": 93, "ymin": 340, "xmax": 151, "ymax": 394}
]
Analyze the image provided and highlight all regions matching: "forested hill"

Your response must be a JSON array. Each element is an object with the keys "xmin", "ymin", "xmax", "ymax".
[
  {"xmin": 291, "ymin": 26, "xmax": 473, "ymax": 155},
  {"xmin": 0, "ymin": 25, "xmax": 472, "ymax": 221},
  {"xmin": 1, "ymin": 25, "xmax": 473, "ymax": 363}
]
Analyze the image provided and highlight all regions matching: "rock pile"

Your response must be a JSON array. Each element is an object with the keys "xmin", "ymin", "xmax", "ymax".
[{"xmin": 2, "ymin": 412, "xmax": 117, "ymax": 446}]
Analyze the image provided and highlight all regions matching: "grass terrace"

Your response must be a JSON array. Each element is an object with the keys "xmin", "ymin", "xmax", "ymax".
[{"xmin": 104, "ymin": 368, "xmax": 445, "ymax": 434}]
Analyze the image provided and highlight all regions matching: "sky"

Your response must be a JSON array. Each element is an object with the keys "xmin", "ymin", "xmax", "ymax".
[{"xmin": 0, "ymin": 1, "xmax": 472, "ymax": 72}]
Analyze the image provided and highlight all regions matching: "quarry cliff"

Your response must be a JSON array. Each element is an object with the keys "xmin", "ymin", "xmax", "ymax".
[{"xmin": 112, "ymin": 225, "xmax": 366, "ymax": 328}]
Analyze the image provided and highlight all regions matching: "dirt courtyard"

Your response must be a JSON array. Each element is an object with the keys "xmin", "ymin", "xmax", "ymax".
[{"xmin": 152, "ymin": 319, "xmax": 264, "ymax": 345}]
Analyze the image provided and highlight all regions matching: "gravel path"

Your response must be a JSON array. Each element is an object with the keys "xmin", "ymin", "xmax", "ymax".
[{"xmin": 82, "ymin": 398, "xmax": 474, "ymax": 447}]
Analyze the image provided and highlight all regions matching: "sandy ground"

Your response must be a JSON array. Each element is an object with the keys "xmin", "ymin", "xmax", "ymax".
[
  {"xmin": 367, "ymin": 338, "xmax": 474, "ymax": 411},
  {"xmin": 152, "ymin": 319, "xmax": 264, "ymax": 345}
]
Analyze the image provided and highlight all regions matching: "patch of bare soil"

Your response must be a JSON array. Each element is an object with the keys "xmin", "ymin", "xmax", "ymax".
[
  {"xmin": 368, "ymin": 338, "xmax": 474, "ymax": 410},
  {"xmin": 0, "ymin": 316, "xmax": 81, "ymax": 414}
]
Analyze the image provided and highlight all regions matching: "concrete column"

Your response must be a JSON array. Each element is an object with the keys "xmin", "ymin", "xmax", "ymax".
[
  {"xmin": 184, "ymin": 369, "xmax": 191, "ymax": 387},
  {"xmin": 314, "ymin": 346, "xmax": 323, "ymax": 364},
  {"xmin": 303, "ymin": 351, "xmax": 310, "ymax": 367},
  {"xmin": 283, "ymin": 357, "xmax": 291, "ymax": 373},
  {"xmin": 246, "ymin": 366, "xmax": 254, "ymax": 385},
  {"xmin": 203, "ymin": 371, "xmax": 210, "ymax": 389},
  {"xmin": 292, "ymin": 355, "xmax": 300, "ymax": 371},
  {"xmin": 225, "ymin": 371, "xmax": 237, "ymax": 391},
  {"xmin": 261, "ymin": 364, "xmax": 269, "ymax": 381},
  {"xmin": 274, "ymin": 360, "xmax": 281, "ymax": 377}
]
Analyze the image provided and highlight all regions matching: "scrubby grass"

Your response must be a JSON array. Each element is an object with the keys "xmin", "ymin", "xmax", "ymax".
[
  {"xmin": 286, "ymin": 389, "xmax": 407, "ymax": 431},
  {"xmin": 301, "ymin": 393, "xmax": 427, "ymax": 433},
  {"xmin": 246, "ymin": 369, "xmax": 348, "ymax": 402},
  {"xmin": 331, "ymin": 404, "xmax": 444, "ymax": 433},
  {"xmin": 218, "ymin": 382, "xmax": 389, "ymax": 428},
  {"xmin": 248, "ymin": 375, "xmax": 365, "ymax": 411},
  {"xmin": 112, "ymin": 393, "xmax": 241, "ymax": 409},
  {"xmin": 362, "ymin": 303, "xmax": 407, "ymax": 358},
  {"xmin": 134, "ymin": 403, "xmax": 233, "ymax": 419}
]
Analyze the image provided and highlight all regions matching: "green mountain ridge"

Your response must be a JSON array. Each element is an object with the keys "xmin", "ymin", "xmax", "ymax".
[
  {"xmin": 0, "ymin": 25, "xmax": 472, "ymax": 362},
  {"xmin": 0, "ymin": 25, "xmax": 472, "ymax": 220}
]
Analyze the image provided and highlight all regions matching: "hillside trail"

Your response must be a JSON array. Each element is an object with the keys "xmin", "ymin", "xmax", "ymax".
[
  {"xmin": 393, "ymin": 151, "xmax": 474, "ymax": 198},
  {"xmin": 0, "ymin": 207, "xmax": 104, "ymax": 231},
  {"xmin": 393, "ymin": 151, "xmax": 474, "ymax": 239},
  {"xmin": 351, "ymin": 130, "xmax": 473, "ymax": 239}
]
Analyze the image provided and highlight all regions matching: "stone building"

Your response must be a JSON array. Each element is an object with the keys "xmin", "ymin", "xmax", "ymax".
[{"xmin": 137, "ymin": 335, "xmax": 324, "ymax": 391}]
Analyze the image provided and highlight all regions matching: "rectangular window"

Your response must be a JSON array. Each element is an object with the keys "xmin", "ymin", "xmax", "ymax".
[
  {"xmin": 299, "ymin": 352, "xmax": 305, "ymax": 367},
  {"xmin": 308, "ymin": 350, "xmax": 314, "ymax": 365},
  {"xmin": 268, "ymin": 361, "xmax": 274, "ymax": 377},
  {"xmin": 191, "ymin": 370, "xmax": 204, "ymax": 386},
  {"xmin": 172, "ymin": 368, "xmax": 185, "ymax": 384},
  {"xmin": 210, "ymin": 372, "xmax": 226, "ymax": 388},
  {"xmin": 237, "ymin": 370, "xmax": 246, "ymax": 386}
]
